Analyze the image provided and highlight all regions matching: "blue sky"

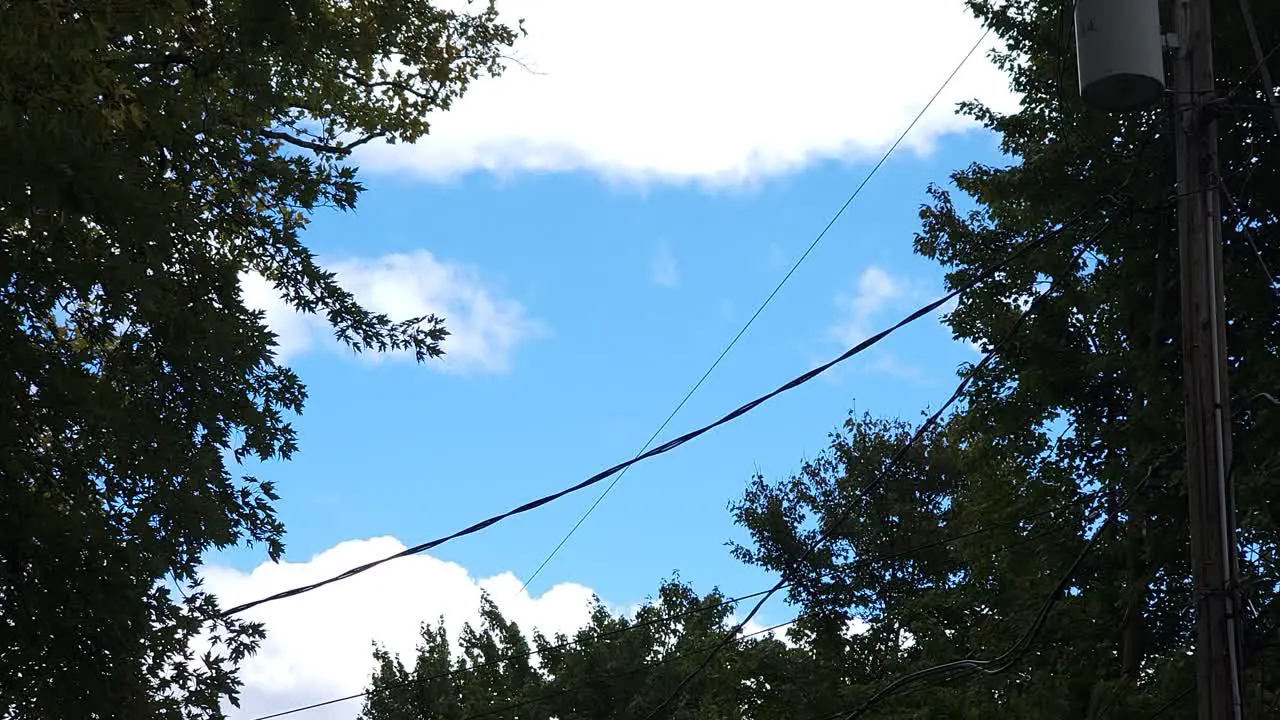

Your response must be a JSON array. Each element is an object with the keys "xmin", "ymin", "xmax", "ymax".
[
  {"xmin": 223, "ymin": 137, "xmax": 1001, "ymax": 591},
  {"xmin": 202, "ymin": 2, "xmax": 1022, "ymax": 716}
]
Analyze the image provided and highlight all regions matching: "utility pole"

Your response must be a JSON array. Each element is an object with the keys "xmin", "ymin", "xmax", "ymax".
[
  {"xmin": 1074, "ymin": 0, "xmax": 1248, "ymax": 716},
  {"xmin": 1172, "ymin": 0, "xmax": 1246, "ymax": 717}
]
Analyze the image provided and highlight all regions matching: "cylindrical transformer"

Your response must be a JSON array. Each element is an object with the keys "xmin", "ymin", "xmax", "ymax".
[{"xmin": 1075, "ymin": 0, "xmax": 1166, "ymax": 112}]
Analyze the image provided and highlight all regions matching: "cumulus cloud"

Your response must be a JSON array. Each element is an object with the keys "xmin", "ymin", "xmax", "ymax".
[
  {"xmin": 242, "ymin": 251, "xmax": 540, "ymax": 374},
  {"xmin": 202, "ymin": 538, "xmax": 599, "ymax": 720},
  {"xmin": 357, "ymin": 0, "xmax": 1018, "ymax": 184},
  {"xmin": 650, "ymin": 242, "xmax": 679, "ymax": 288},
  {"xmin": 829, "ymin": 265, "xmax": 905, "ymax": 347}
]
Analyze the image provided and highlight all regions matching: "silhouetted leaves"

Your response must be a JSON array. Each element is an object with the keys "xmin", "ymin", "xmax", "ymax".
[
  {"xmin": 0, "ymin": 0, "xmax": 518, "ymax": 717},
  {"xmin": 360, "ymin": 582, "xmax": 788, "ymax": 720}
]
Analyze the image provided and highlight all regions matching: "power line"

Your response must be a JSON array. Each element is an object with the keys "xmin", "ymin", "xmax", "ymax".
[
  {"xmin": 247, "ymin": 495, "xmax": 1092, "ymax": 720},
  {"xmin": 516, "ymin": 27, "xmax": 994, "ymax": 595},
  {"xmin": 252, "ymin": 312, "xmax": 1213, "ymax": 720},
  {"xmin": 247, "ymin": 51, "xmax": 1234, "ymax": 717},
  {"xmin": 637, "ymin": 217, "xmax": 1115, "ymax": 720},
  {"xmin": 220, "ymin": 194, "xmax": 1096, "ymax": 620}
]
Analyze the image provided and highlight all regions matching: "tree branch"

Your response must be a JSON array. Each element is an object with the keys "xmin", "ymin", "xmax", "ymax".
[
  {"xmin": 260, "ymin": 129, "xmax": 342, "ymax": 154},
  {"xmin": 343, "ymin": 73, "xmax": 438, "ymax": 101},
  {"xmin": 343, "ymin": 131, "xmax": 387, "ymax": 152},
  {"xmin": 259, "ymin": 129, "xmax": 387, "ymax": 156}
]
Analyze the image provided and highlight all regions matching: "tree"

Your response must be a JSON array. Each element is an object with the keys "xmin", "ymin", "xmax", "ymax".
[
  {"xmin": 359, "ymin": 581, "xmax": 790, "ymax": 720},
  {"xmin": 0, "ymin": 0, "xmax": 520, "ymax": 717},
  {"xmin": 734, "ymin": 413, "xmax": 1163, "ymax": 718},
  {"xmin": 733, "ymin": 0, "xmax": 1279, "ymax": 717}
]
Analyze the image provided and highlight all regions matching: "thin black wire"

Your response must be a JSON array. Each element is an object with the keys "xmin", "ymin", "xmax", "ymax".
[
  {"xmin": 637, "ymin": 218, "xmax": 1113, "ymax": 720},
  {"xmin": 515, "ymin": 27, "xmax": 994, "ymax": 596},
  {"xmin": 817, "ymin": 521, "xmax": 1101, "ymax": 720},
  {"xmin": 221, "ymin": 196, "xmax": 1098, "ymax": 619},
  {"xmin": 245, "ymin": 495, "xmax": 1093, "ymax": 720}
]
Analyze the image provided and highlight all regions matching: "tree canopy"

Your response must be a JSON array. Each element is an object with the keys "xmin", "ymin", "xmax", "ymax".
[
  {"xmin": 6, "ymin": 0, "xmax": 1278, "ymax": 717},
  {"xmin": 359, "ymin": 581, "xmax": 788, "ymax": 720},
  {"xmin": 0, "ymin": 0, "xmax": 518, "ymax": 717}
]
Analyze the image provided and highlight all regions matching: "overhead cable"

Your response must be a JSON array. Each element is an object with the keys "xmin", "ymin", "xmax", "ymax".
[{"xmin": 221, "ymin": 199, "xmax": 1107, "ymax": 619}]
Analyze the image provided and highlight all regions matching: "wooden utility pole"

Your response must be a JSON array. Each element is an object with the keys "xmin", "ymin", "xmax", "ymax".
[{"xmin": 1173, "ymin": 0, "xmax": 1246, "ymax": 717}]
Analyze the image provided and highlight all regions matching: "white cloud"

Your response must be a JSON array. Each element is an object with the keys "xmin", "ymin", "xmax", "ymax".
[
  {"xmin": 650, "ymin": 242, "xmax": 679, "ymax": 287},
  {"xmin": 830, "ymin": 265, "xmax": 905, "ymax": 347},
  {"xmin": 242, "ymin": 272, "xmax": 318, "ymax": 361},
  {"xmin": 242, "ymin": 251, "xmax": 540, "ymax": 374},
  {"xmin": 358, "ymin": 0, "xmax": 1018, "ymax": 184},
  {"xmin": 203, "ymin": 538, "xmax": 599, "ymax": 720}
]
